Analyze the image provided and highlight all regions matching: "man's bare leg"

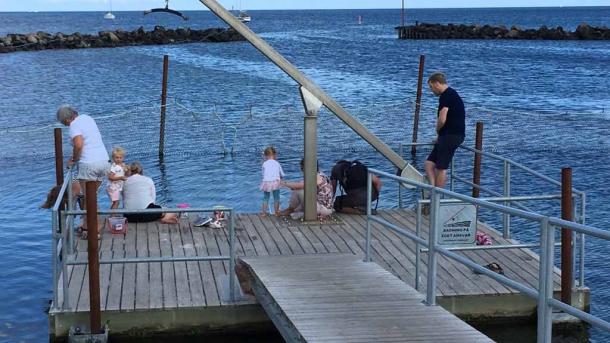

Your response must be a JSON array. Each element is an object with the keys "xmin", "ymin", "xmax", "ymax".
[
  {"xmin": 435, "ymin": 169, "xmax": 447, "ymax": 189},
  {"xmin": 80, "ymin": 180, "xmax": 102, "ymax": 230},
  {"xmin": 424, "ymin": 160, "xmax": 437, "ymax": 187}
]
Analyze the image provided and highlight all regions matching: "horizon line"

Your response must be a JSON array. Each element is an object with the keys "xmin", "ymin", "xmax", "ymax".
[{"xmin": 1, "ymin": 5, "xmax": 609, "ymax": 13}]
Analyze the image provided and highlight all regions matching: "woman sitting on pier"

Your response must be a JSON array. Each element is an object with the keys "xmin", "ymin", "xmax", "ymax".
[
  {"xmin": 122, "ymin": 162, "xmax": 178, "ymax": 224},
  {"xmin": 279, "ymin": 158, "xmax": 334, "ymax": 219}
]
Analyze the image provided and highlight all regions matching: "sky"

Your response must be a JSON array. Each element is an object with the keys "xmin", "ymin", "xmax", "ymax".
[{"xmin": 0, "ymin": 0, "xmax": 607, "ymax": 12}]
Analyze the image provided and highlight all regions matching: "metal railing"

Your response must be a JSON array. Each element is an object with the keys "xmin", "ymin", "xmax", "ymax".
[
  {"xmin": 398, "ymin": 142, "xmax": 586, "ymax": 287},
  {"xmin": 365, "ymin": 168, "xmax": 610, "ymax": 343},
  {"xmin": 50, "ymin": 170, "xmax": 237, "ymax": 312}
]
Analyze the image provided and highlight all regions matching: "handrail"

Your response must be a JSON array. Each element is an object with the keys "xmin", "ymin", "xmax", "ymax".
[{"xmin": 366, "ymin": 168, "xmax": 610, "ymax": 342}]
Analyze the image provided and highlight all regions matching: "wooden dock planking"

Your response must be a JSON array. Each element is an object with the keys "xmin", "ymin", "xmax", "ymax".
[
  {"xmin": 58, "ymin": 209, "xmax": 568, "ymax": 321},
  {"xmin": 238, "ymin": 254, "xmax": 494, "ymax": 343}
]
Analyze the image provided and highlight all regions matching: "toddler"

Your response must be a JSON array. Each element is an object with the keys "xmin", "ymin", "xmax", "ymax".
[
  {"xmin": 260, "ymin": 146, "xmax": 284, "ymax": 216},
  {"xmin": 107, "ymin": 146, "xmax": 127, "ymax": 210}
]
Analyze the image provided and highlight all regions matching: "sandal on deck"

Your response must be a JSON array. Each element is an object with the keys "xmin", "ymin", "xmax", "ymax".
[{"xmin": 474, "ymin": 262, "xmax": 504, "ymax": 275}]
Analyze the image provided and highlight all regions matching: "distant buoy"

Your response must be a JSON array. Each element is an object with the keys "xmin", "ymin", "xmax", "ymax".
[{"xmin": 358, "ymin": 15, "xmax": 363, "ymax": 25}]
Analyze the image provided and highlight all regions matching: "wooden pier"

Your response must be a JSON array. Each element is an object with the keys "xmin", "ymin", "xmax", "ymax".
[
  {"xmin": 49, "ymin": 209, "xmax": 590, "ymax": 340},
  {"xmin": 237, "ymin": 254, "xmax": 493, "ymax": 342}
]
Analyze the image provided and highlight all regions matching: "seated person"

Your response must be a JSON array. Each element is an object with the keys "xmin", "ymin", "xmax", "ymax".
[
  {"xmin": 279, "ymin": 158, "xmax": 334, "ymax": 219},
  {"xmin": 122, "ymin": 162, "xmax": 178, "ymax": 224},
  {"xmin": 330, "ymin": 160, "xmax": 382, "ymax": 214}
]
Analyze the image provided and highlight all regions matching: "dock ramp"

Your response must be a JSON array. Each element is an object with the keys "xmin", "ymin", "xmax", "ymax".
[{"xmin": 237, "ymin": 254, "xmax": 493, "ymax": 342}]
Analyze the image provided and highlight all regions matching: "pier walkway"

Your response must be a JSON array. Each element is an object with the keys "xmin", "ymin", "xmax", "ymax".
[
  {"xmin": 237, "ymin": 253, "xmax": 493, "ymax": 342},
  {"xmin": 49, "ymin": 209, "xmax": 587, "ymax": 338}
]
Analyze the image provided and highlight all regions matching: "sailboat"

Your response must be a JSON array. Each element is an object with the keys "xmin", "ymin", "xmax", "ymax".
[
  {"xmin": 235, "ymin": 0, "xmax": 251, "ymax": 23},
  {"xmin": 104, "ymin": 0, "xmax": 115, "ymax": 19}
]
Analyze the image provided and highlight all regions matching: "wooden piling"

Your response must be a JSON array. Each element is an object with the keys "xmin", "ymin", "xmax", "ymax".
[
  {"xmin": 472, "ymin": 122, "xmax": 483, "ymax": 198},
  {"xmin": 159, "ymin": 55, "xmax": 169, "ymax": 158},
  {"xmin": 54, "ymin": 128, "xmax": 64, "ymax": 186},
  {"xmin": 411, "ymin": 55, "xmax": 425, "ymax": 156},
  {"xmin": 85, "ymin": 181, "xmax": 102, "ymax": 333},
  {"xmin": 561, "ymin": 168, "xmax": 573, "ymax": 305}
]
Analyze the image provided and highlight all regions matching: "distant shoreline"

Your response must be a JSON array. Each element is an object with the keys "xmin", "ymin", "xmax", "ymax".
[
  {"xmin": 0, "ymin": 26, "xmax": 245, "ymax": 54},
  {"xmin": 1, "ymin": 6, "xmax": 610, "ymax": 13}
]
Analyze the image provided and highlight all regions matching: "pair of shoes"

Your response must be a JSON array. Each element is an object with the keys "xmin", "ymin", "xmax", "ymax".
[
  {"xmin": 193, "ymin": 215, "xmax": 212, "ymax": 227},
  {"xmin": 214, "ymin": 210, "xmax": 225, "ymax": 221},
  {"xmin": 474, "ymin": 262, "xmax": 504, "ymax": 275},
  {"xmin": 208, "ymin": 219, "xmax": 223, "ymax": 229}
]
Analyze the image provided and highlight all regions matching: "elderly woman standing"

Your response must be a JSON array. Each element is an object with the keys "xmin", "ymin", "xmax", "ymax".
[
  {"xmin": 122, "ymin": 162, "xmax": 178, "ymax": 224},
  {"xmin": 57, "ymin": 105, "xmax": 109, "ymax": 229}
]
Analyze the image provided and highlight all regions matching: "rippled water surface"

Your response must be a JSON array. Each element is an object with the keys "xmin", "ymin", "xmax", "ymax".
[{"xmin": 0, "ymin": 7, "xmax": 609, "ymax": 342}]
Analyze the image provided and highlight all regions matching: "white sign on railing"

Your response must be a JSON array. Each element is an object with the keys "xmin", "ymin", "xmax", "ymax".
[{"xmin": 436, "ymin": 203, "xmax": 477, "ymax": 246}]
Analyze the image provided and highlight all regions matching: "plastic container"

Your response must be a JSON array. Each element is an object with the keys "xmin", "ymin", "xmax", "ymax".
[
  {"xmin": 107, "ymin": 217, "xmax": 128, "ymax": 234},
  {"xmin": 177, "ymin": 203, "xmax": 190, "ymax": 218}
]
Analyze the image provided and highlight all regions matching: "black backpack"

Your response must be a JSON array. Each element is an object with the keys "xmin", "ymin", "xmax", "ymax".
[{"xmin": 343, "ymin": 160, "xmax": 368, "ymax": 190}]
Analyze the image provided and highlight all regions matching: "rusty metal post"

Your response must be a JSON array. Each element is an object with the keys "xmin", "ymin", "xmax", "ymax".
[
  {"xmin": 54, "ymin": 128, "xmax": 64, "ymax": 186},
  {"xmin": 85, "ymin": 182, "xmax": 102, "ymax": 333},
  {"xmin": 561, "ymin": 168, "xmax": 573, "ymax": 305},
  {"xmin": 472, "ymin": 122, "xmax": 483, "ymax": 198},
  {"xmin": 159, "ymin": 55, "xmax": 169, "ymax": 158},
  {"xmin": 411, "ymin": 55, "xmax": 425, "ymax": 156}
]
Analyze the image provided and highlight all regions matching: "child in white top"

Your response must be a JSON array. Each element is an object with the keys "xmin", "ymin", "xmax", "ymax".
[
  {"xmin": 107, "ymin": 146, "xmax": 127, "ymax": 210},
  {"xmin": 260, "ymin": 146, "xmax": 285, "ymax": 216}
]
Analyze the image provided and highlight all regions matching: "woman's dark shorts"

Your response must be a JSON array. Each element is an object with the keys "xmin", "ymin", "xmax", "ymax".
[
  {"xmin": 427, "ymin": 135, "xmax": 464, "ymax": 170},
  {"xmin": 125, "ymin": 203, "xmax": 163, "ymax": 223}
]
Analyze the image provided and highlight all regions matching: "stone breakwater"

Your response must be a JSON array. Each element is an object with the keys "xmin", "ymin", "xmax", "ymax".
[
  {"xmin": 397, "ymin": 23, "xmax": 610, "ymax": 40},
  {"xmin": 0, "ymin": 26, "xmax": 245, "ymax": 53}
]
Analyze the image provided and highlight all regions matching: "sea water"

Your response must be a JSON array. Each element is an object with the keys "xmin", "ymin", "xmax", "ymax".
[{"xmin": 0, "ymin": 7, "xmax": 609, "ymax": 342}]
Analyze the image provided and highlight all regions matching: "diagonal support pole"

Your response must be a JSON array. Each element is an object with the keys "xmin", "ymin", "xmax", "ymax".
[{"xmin": 197, "ymin": 0, "xmax": 407, "ymax": 170}]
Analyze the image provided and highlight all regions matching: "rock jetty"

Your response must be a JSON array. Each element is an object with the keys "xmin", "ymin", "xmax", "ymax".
[
  {"xmin": 397, "ymin": 23, "xmax": 610, "ymax": 40},
  {"xmin": 0, "ymin": 26, "xmax": 245, "ymax": 53}
]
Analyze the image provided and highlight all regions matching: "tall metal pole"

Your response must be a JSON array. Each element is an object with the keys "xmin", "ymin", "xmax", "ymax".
[
  {"xmin": 472, "ymin": 122, "xmax": 483, "ymax": 198},
  {"xmin": 85, "ymin": 182, "xmax": 101, "ymax": 334},
  {"xmin": 303, "ymin": 112, "xmax": 318, "ymax": 221},
  {"xmin": 561, "ymin": 168, "xmax": 573, "ymax": 305},
  {"xmin": 54, "ymin": 128, "xmax": 64, "ymax": 186},
  {"xmin": 411, "ymin": 55, "xmax": 425, "ymax": 156},
  {"xmin": 401, "ymin": 0, "xmax": 405, "ymax": 28},
  {"xmin": 159, "ymin": 54, "xmax": 169, "ymax": 158},
  {"xmin": 198, "ymin": 0, "xmax": 407, "ymax": 170}
]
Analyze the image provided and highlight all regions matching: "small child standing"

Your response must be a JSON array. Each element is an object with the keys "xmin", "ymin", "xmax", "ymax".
[
  {"xmin": 107, "ymin": 146, "xmax": 127, "ymax": 210},
  {"xmin": 260, "ymin": 146, "xmax": 285, "ymax": 216}
]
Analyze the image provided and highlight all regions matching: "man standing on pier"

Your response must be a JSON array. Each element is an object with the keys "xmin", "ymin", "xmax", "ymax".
[
  {"xmin": 424, "ymin": 72, "xmax": 465, "ymax": 189},
  {"xmin": 57, "ymin": 105, "xmax": 109, "ymax": 229}
]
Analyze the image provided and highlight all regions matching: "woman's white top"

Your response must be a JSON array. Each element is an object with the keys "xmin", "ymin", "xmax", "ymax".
[{"xmin": 123, "ymin": 174, "xmax": 156, "ymax": 209}]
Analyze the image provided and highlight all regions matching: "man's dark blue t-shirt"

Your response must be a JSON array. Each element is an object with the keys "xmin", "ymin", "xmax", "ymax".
[{"xmin": 438, "ymin": 87, "xmax": 465, "ymax": 137}]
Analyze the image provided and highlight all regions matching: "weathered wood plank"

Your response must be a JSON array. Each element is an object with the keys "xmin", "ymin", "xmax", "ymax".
[
  {"xmin": 147, "ymin": 221, "xmax": 163, "ymax": 309},
  {"xmin": 159, "ymin": 222, "xmax": 177, "ymax": 308},
  {"xmin": 120, "ymin": 221, "xmax": 137, "ymax": 310},
  {"xmin": 106, "ymin": 227, "xmax": 125, "ymax": 311},
  {"xmin": 191, "ymin": 224, "xmax": 221, "ymax": 307},
  {"xmin": 181, "ymin": 222, "xmax": 206, "ymax": 307},
  {"xmin": 170, "ymin": 221, "xmax": 191, "ymax": 307},
  {"xmin": 135, "ymin": 222, "xmax": 150, "ymax": 310}
]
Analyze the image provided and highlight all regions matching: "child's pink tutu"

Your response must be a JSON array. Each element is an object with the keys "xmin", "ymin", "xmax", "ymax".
[{"xmin": 260, "ymin": 180, "xmax": 281, "ymax": 192}]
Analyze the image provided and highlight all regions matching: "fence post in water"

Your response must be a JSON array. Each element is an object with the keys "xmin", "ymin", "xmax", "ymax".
[
  {"xmin": 411, "ymin": 55, "xmax": 425, "ymax": 156},
  {"xmin": 85, "ymin": 182, "xmax": 102, "ymax": 333},
  {"xmin": 54, "ymin": 128, "xmax": 64, "ymax": 186},
  {"xmin": 300, "ymin": 86, "xmax": 322, "ymax": 222},
  {"xmin": 159, "ymin": 55, "xmax": 169, "ymax": 158},
  {"xmin": 472, "ymin": 122, "xmax": 483, "ymax": 197},
  {"xmin": 561, "ymin": 168, "xmax": 573, "ymax": 305}
]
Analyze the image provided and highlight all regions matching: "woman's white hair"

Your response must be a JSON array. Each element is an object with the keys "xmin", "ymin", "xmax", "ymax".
[{"xmin": 56, "ymin": 105, "xmax": 78, "ymax": 123}]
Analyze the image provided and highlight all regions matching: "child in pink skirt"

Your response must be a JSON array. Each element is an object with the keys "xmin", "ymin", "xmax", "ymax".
[
  {"xmin": 260, "ymin": 146, "xmax": 285, "ymax": 216},
  {"xmin": 107, "ymin": 146, "xmax": 127, "ymax": 210}
]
